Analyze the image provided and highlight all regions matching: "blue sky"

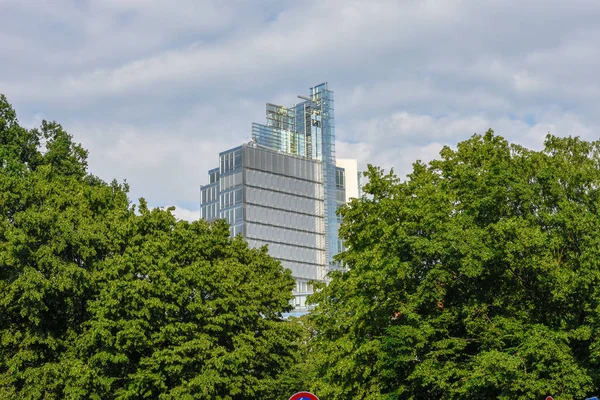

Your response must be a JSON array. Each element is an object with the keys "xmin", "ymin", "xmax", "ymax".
[{"xmin": 2, "ymin": 0, "xmax": 599, "ymax": 220}]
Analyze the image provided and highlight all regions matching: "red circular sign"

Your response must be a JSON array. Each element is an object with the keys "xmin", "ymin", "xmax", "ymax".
[
  {"xmin": 289, "ymin": 391, "xmax": 319, "ymax": 400},
  {"xmin": 545, "ymin": 397, "xmax": 553, "ymax": 400}
]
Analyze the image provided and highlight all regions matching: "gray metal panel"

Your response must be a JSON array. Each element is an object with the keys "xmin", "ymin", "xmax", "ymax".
[{"xmin": 241, "ymin": 144, "xmax": 326, "ymax": 282}]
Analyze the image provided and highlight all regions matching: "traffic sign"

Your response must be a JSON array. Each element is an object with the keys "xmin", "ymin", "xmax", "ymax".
[
  {"xmin": 545, "ymin": 397, "xmax": 553, "ymax": 400},
  {"xmin": 585, "ymin": 397, "xmax": 599, "ymax": 400},
  {"xmin": 289, "ymin": 391, "xmax": 319, "ymax": 400}
]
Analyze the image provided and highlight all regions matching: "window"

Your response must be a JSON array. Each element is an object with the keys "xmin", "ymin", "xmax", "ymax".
[
  {"xmin": 296, "ymin": 280, "xmax": 308, "ymax": 293},
  {"xmin": 210, "ymin": 170, "xmax": 219, "ymax": 183},
  {"xmin": 336, "ymin": 168, "xmax": 345, "ymax": 188},
  {"xmin": 233, "ymin": 224, "xmax": 242, "ymax": 236},
  {"xmin": 337, "ymin": 239, "xmax": 345, "ymax": 253},
  {"xmin": 234, "ymin": 150, "xmax": 242, "ymax": 169},
  {"xmin": 220, "ymin": 149, "xmax": 243, "ymax": 174}
]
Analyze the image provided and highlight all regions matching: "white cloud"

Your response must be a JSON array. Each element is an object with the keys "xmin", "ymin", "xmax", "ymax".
[
  {"xmin": 2, "ymin": 0, "xmax": 600, "ymax": 214},
  {"xmin": 163, "ymin": 206, "xmax": 200, "ymax": 222},
  {"xmin": 13, "ymin": 0, "xmax": 597, "ymax": 103},
  {"xmin": 70, "ymin": 121, "xmax": 243, "ymax": 208},
  {"xmin": 338, "ymin": 110, "xmax": 597, "ymax": 181}
]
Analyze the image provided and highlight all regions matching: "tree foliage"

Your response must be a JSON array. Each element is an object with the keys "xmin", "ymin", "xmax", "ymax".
[
  {"xmin": 308, "ymin": 130, "xmax": 600, "ymax": 399},
  {"xmin": 0, "ymin": 94, "xmax": 298, "ymax": 399}
]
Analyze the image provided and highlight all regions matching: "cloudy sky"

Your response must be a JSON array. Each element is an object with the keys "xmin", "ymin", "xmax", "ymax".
[{"xmin": 2, "ymin": 0, "xmax": 599, "ymax": 220}]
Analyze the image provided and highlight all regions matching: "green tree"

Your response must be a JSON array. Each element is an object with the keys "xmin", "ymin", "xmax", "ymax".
[
  {"xmin": 271, "ymin": 315, "xmax": 317, "ymax": 398},
  {"xmin": 76, "ymin": 206, "xmax": 299, "ymax": 399},
  {"xmin": 0, "ymin": 94, "xmax": 298, "ymax": 399},
  {"xmin": 308, "ymin": 130, "xmax": 600, "ymax": 399}
]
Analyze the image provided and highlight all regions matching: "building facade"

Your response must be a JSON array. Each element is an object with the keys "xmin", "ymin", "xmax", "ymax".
[{"xmin": 200, "ymin": 83, "xmax": 358, "ymax": 310}]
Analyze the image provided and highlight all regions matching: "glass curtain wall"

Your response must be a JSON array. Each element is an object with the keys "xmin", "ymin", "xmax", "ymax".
[
  {"xmin": 242, "ymin": 144, "xmax": 326, "ymax": 283},
  {"xmin": 310, "ymin": 83, "xmax": 338, "ymax": 269},
  {"xmin": 200, "ymin": 147, "xmax": 244, "ymax": 237},
  {"xmin": 219, "ymin": 147, "xmax": 244, "ymax": 237},
  {"xmin": 250, "ymin": 82, "xmax": 340, "ymax": 270},
  {"xmin": 200, "ymin": 167, "xmax": 220, "ymax": 221},
  {"xmin": 200, "ymin": 83, "xmax": 353, "ymax": 312}
]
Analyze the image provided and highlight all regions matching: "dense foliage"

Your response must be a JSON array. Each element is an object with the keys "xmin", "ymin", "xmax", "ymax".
[
  {"xmin": 308, "ymin": 131, "xmax": 600, "ymax": 399},
  {"xmin": 6, "ymin": 90, "xmax": 600, "ymax": 399},
  {"xmin": 0, "ymin": 94, "xmax": 298, "ymax": 399}
]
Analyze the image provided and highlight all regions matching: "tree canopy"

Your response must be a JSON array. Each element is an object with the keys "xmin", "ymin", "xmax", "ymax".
[
  {"xmin": 0, "ymin": 94, "xmax": 298, "ymax": 399},
  {"xmin": 6, "ymin": 90, "xmax": 600, "ymax": 399},
  {"xmin": 308, "ymin": 130, "xmax": 600, "ymax": 399}
]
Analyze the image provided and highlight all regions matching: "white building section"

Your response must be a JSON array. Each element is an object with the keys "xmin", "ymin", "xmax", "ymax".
[{"xmin": 336, "ymin": 158, "xmax": 359, "ymax": 203}]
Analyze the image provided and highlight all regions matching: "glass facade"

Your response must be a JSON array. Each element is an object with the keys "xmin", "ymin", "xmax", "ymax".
[
  {"xmin": 243, "ymin": 144, "xmax": 326, "ymax": 285},
  {"xmin": 200, "ymin": 167, "xmax": 219, "ymax": 222},
  {"xmin": 201, "ymin": 147, "xmax": 244, "ymax": 237},
  {"xmin": 200, "ymin": 83, "xmax": 359, "ymax": 311},
  {"xmin": 250, "ymin": 83, "xmax": 340, "ymax": 270}
]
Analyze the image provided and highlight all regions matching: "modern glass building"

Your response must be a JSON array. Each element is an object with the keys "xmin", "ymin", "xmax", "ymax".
[{"xmin": 200, "ymin": 83, "xmax": 359, "ymax": 310}]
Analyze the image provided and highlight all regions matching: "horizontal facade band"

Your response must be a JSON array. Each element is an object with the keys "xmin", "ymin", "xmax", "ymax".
[
  {"xmin": 244, "ymin": 201, "xmax": 325, "ymax": 219},
  {"xmin": 244, "ymin": 166, "xmax": 323, "ymax": 185},
  {"xmin": 245, "ymin": 235, "xmax": 325, "ymax": 252},
  {"xmin": 244, "ymin": 219, "xmax": 326, "ymax": 236},
  {"xmin": 243, "ymin": 183, "xmax": 323, "ymax": 201}
]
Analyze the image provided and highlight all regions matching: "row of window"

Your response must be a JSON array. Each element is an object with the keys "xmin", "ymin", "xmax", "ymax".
[
  {"xmin": 245, "ymin": 204, "xmax": 325, "ymax": 233},
  {"xmin": 209, "ymin": 169, "xmax": 219, "ymax": 184},
  {"xmin": 336, "ymin": 167, "xmax": 345, "ymax": 188},
  {"xmin": 243, "ymin": 145, "xmax": 322, "ymax": 181},
  {"xmin": 220, "ymin": 206, "xmax": 243, "ymax": 225},
  {"xmin": 246, "ymin": 186, "xmax": 324, "ymax": 216},
  {"xmin": 201, "ymin": 203, "xmax": 219, "ymax": 221},
  {"xmin": 201, "ymin": 203, "xmax": 243, "ymax": 227},
  {"xmin": 220, "ymin": 171, "xmax": 242, "ymax": 191},
  {"xmin": 294, "ymin": 280, "xmax": 312, "ymax": 294},
  {"xmin": 221, "ymin": 188, "xmax": 242, "ymax": 208},
  {"xmin": 266, "ymin": 103, "xmax": 295, "ymax": 118},
  {"xmin": 246, "ymin": 169, "xmax": 323, "ymax": 199},
  {"xmin": 336, "ymin": 188, "xmax": 346, "ymax": 203},
  {"xmin": 245, "ymin": 222, "xmax": 325, "ymax": 250},
  {"xmin": 229, "ymin": 224, "xmax": 243, "ymax": 237},
  {"xmin": 255, "ymin": 124, "xmax": 303, "ymax": 149},
  {"xmin": 253, "ymin": 124, "xmax": 287, "ymax": 152},
  {"xmin": 279, "ymin": 258, "xmax": 323, "ymax": 281},
  {"xmin": 220, "ymin": 149, "xmax": 242, "ymax": 174},
  {"xmin": 245, "ymin": 238, "xmax": 325, "ymax": 267},
  {"xmin": 201, "ymin": 184, "xmax": 218, "ymax": 205},
  {"xmin": 252, "ymin": 124, "xmax": 307, "ymax": 157},
  {"xmin": 292, "ymin": 294, "xmax": 311, "ymax": 309},
  {"xmin": 337, "ymin": 238, "xmax": 345, "ymax": 254}
]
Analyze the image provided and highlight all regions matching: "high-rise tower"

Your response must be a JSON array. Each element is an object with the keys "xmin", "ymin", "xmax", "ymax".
[{"xmin": 200, "ymin": 83, "xmax": 358, "ymax": 310}]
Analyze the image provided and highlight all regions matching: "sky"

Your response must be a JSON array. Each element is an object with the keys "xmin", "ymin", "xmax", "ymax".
[{"xmin": 2, "ymin": 0, "xmax": 599, "ymax": 221}]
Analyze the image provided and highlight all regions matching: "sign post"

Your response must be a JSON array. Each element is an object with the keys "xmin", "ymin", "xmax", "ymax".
[{"xmin": 289, "ymin": 391, "xmax": 319, "ymax": 400}]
